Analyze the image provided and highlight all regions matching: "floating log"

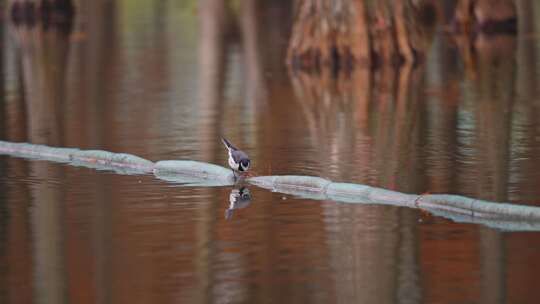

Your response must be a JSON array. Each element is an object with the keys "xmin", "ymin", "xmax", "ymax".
[
  {"xmin": 0, "ymin": 140, "xmax": 539, "ymax": 231},
  {"xmin": 153, "ymin": 160, "xmax": 236, "ymax": 186},
  {"xmin": 0, "ymin": 141, "xmax": 154, "ymax": 174}
]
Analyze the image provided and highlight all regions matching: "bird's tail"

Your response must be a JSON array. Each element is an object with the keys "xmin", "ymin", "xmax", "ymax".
[{"xmin": 221, "ymin": 137, "xmax": 236, "ymax": 151}]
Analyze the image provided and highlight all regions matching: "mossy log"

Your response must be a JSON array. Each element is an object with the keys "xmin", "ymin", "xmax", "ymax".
[{"xmin": 1, "ymin": 140, "xmax": 540, "ymax": 231}]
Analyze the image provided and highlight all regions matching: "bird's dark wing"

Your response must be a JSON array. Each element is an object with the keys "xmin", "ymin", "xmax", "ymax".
[
  {"xmin": 221, "ymin": 137, "xmax": 237, "ymax": 151},
  {"xmin": 231, "ymin": 150, "xmax": 248, "ymax": 163}
]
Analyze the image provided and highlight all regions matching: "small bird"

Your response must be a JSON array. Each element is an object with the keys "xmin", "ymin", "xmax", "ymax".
[
  {"xmin": 225, "ymin": 187, "xmax": 252, "ymax": 219},
  {"xmin": 221, "ymin": 137, "xmax": 250, "ymax": 176}
]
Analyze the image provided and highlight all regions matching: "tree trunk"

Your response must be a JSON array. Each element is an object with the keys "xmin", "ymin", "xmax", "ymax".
[
  {"xmin": 287, "ymin": 0, "xmax": 371, "ymax": 70},
  {"xmin": 453, "ymin": 0, "xmax": 517, "ymax": 34},
  {"xmin": 474, "ymin": 0, "xmax": 516, "ymax": 33},
  {"xmin": 287, "ymin": 0, "xmax": 437, "ymax": 71},
  {"xmin": 9, "ymin": 0, "xmax": 75, "ymax": 32}
]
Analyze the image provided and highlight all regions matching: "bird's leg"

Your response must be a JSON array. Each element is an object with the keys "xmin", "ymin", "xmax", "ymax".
[{"xmin": 225, "ymin": 208, "xmax": 234, "ymax": 220}]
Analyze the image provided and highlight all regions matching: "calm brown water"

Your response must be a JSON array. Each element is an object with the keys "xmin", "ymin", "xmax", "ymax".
[{"xmin": 1, "ymin": 1, "xmax": 540, "ymax": 303}]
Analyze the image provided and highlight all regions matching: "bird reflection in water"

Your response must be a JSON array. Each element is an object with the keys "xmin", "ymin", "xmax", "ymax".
[{"xmin": 225, "ymin": 187, "xmax": 252, "ymax": 220}]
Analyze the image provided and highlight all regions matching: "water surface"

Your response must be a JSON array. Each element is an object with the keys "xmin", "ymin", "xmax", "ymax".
[{"xmin": 1, "ymin": 1, "xmax": 540, "ymax": 303}]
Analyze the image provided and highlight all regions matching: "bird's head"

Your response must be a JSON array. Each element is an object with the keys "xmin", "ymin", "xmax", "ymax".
[{"xmin": 240, "ymin": 159, "xmax": 250, "ymax": 171}]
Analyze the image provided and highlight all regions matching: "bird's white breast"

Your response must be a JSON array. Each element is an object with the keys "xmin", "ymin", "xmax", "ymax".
[{"xmin": 228, "ymin": 152, "xmax": 239, "ymax": 170}]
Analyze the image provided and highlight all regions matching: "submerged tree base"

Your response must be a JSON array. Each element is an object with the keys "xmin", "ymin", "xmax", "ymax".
[
  {"xmin": 287, "ymin": 0, "xmax": 437, "ymax": 71},
  {"xmin": 287, "ymin": 0, "xmax": 518, "ymax": 72}
]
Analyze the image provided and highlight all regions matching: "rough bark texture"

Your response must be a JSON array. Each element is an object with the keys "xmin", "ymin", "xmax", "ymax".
[
  {"xmin": 287, "ymin": 0, "xmax": 518, "ymax": 71},
  {"xmin": 287, "ymin": 0, "xmax": 437, "ymax": 70},
  {"xmin": 287, "ymin": 0, "xmax": 371, "ymax": 70}
]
